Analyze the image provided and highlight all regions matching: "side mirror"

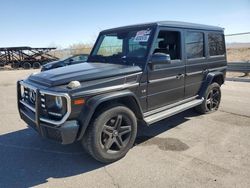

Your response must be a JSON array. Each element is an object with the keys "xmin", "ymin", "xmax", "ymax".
[
  {"xmin": 150, "ymin": 53, "xmax": 171, "ymax": 64},
  {"xmin": 149, "ymin": 53, "xmax": 171, "ymax": 70}
]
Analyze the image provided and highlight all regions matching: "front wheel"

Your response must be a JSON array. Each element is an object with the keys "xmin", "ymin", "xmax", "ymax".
[
  {"xmin": 195, "ymin": 82, "xmax": 221, "ymax": 114},
  {"xmin": 82, "ymin": 105, "xmax": 137, "ymax": 163},
  {"xmin": 11, "ymin": 62, "xmax": 20, "ymax": 69}
]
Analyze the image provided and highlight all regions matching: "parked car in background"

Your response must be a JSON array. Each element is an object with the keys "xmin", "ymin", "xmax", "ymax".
[{"xmin": 41, "ymin": 54, "xmax": 88, "ymax": 71}]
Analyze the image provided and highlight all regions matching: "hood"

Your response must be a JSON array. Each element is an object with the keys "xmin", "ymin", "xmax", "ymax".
[{"xmin": 28, "ymin": 62, "xmax": 142, "ymax": 87}]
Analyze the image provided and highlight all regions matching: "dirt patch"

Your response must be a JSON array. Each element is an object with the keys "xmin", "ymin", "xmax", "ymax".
[
  {"xmin": 135, "ymin": 136, "xmax": 189, "ymax": 151},
  {"xmin": 226, "ymin": 72, "xmax": 250, "ymax": 78},
  {"xmin": 227, "ymin": 48, "xmax": 250, "ymax": 62}
]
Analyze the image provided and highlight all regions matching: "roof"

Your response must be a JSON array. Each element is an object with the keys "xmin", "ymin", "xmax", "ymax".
[
  {"xmin": 102, "ymin": 21, "xmax": 224, "ymax": 32},
  {"xmin": 157, "ymin": 21, "xmax": 223, "ymax": 31}
]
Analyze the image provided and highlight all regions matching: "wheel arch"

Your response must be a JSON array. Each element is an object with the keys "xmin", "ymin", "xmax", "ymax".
[
  {"xmin": 199, "ymin": 71, "xmax": 224, "ymax": 98},
  {"xmin": 77, "ymin": 90, "xmax": 143, "ymax": 140},
  {"xmin": 211, "ymin": 74, "xmax": 224, "ymax": 86}
]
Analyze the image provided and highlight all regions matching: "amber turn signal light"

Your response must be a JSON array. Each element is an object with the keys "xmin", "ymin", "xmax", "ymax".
[{"xmin": 73, "ymin": 98, "xmax": 85, "ymax": 105}]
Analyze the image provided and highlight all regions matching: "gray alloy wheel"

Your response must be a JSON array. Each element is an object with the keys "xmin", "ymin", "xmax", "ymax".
[
  {"xmin": 205, "ymin": 87, "xmax": 221, "ymax": 111},
  {"xmin": 100, "ymin": 114, "xmax": 132, "ymax": 153},
  {"xmin": 82, "ymin": 105, "xmax": 137, "ymax": 163},
  {"xmin": 195, "ymin": 82, "xmax": 221, "ymax": 114}
]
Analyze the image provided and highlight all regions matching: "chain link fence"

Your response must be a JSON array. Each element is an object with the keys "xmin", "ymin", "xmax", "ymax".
[
  {"xmin": 225, "ymin": 32, "xmax": 250, "ymax": 62},
  {"xmin": 225, "ymin": 32, "xmax": 250, "ymax": 78}
]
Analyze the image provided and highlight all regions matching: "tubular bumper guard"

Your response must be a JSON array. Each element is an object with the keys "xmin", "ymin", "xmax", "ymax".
[{"xmin": 17, "ymin": 80, "xmax": 79, "ymax": 144}]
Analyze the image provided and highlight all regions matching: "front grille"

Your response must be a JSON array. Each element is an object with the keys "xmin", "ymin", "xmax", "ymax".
[
  {"xmin": 24, "ymin": 87, "xmax": 36, "ymax": 107},
  {"xmin": 19, "ymin": 80, "xmax": 71, "ymax": 126},
  {"xmin": 41, "ymin": 94, "xmax": 46, "ymax": 109},
  {"xmin": 23, "ymin": 87, "xmax": 46, "ymax": 110}
]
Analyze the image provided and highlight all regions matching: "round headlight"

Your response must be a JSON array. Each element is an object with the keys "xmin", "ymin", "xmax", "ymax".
[{"xmin": 55, "ymin": 96, "xmax": 63, "ymax": 109}]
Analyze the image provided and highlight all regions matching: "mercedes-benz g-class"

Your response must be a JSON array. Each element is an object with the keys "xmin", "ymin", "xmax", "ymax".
[{"xmin": 17, "ymin": 21, "xmax": 227, "ymax": 163}]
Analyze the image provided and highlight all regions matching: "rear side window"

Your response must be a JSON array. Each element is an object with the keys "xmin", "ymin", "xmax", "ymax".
[
  {"xmin": 208, "ymin": 33, "xmax": 225, "ymax": 56},
  {"xmin": 185, "ymin": 31, "xmax": 204, "ymax": 59}
]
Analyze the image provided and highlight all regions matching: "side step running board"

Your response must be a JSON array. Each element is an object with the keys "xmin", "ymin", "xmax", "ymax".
[{"xmin": 144, "ymin": 99, "xmax": 204, "ymax": 125}]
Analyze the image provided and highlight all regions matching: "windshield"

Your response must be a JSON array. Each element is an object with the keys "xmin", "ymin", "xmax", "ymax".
[{"xmin": 89, "ymin": 27, "xmax": 153, "ymax": 66}]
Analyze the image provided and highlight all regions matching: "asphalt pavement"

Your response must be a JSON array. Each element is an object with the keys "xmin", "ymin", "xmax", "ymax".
[{"xmin": 0, "ymin": 70, "xmax": 249, "ymax": 188}]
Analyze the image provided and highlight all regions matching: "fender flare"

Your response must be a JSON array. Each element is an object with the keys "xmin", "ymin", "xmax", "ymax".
[
  {"xmin": 198, "ymin": 71, "xmax": 224, "ymax": 98},
  {"xmin": 76, "ymin": 90, "xmax": 143, "ymax": 140}
]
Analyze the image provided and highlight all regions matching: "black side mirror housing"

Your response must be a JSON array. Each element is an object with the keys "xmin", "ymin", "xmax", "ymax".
[{"xmin": 150, "ymin": 53, "xmax": 171, "ymax": 64}]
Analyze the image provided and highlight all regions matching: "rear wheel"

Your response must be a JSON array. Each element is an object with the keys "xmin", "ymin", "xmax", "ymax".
[
  {"xmin": 195, "ymin": 82, "xmax": 221, "ymax": 114},
  {"xmin": 22, "ymin": 62, "xmax": 31, "ymax": 69},
  {"xmin": 82, "ymin": 105, "xmax": 137, "ymax": 163},
  {"xmin": 33, "ymin": 62, "xmax": 41, "ymax": 69}
]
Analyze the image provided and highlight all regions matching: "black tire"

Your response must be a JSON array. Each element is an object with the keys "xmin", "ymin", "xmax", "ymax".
[
  {"xmin": 195, "ymin": 82, "xmax": 221, "ymax": 114},
  {"xmin": 11, "ymin": 62, "xmax": 20, "ymax": 69},
  {"xmin": 33, "ymin": 62, "xmax": 41, "ymax": 69},
  {"xmin": 82, "ymin": 105, "xmax": 137, "ymax": 163},
  {"xmin": 22, "ymin": 62, "xmax": 31, "ymax": 69}
]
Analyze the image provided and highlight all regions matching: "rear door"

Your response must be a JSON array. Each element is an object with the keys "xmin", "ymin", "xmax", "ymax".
[
  {"xmin": 147, "ymin": 28, "xmax": 185, "ymax": 111},
  {"xmin": 184, "ymin": 30, "xmax": 206, "ymax": 98}
]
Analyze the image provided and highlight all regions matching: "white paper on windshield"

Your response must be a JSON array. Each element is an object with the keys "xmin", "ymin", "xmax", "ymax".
[{"xmin": 134, "ymin": 30, "xmax": 151, "ymax": 42}]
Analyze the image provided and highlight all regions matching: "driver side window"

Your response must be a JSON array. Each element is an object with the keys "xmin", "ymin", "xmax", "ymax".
[{"xmin": 153, "ymin": 30, "xmax": 181, "ymax": 60}]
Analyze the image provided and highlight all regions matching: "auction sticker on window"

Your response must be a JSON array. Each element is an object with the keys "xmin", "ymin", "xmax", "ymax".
[{"xmin": 134, "ymin": 29, "xmax": 151, "ymax": 42}]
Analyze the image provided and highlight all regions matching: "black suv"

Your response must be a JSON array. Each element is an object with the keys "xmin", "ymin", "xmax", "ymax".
[{"xmin": 17, "ymin": 21, "xmax": 227, "ymax": 163}]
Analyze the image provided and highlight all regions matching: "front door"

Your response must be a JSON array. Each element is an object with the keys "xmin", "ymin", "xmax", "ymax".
[{"xmin": 147, "ymin": 29, "xmax": 185, "ymax": 111}]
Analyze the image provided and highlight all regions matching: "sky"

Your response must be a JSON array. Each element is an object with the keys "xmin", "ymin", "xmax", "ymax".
[{"xmin": 0, "ymin": 0, "xmax": 250, "ymax": 48}]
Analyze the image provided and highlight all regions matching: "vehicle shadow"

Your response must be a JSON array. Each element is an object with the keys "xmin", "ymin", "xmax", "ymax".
[
  {"xmin": 136, "ymin": 109, "xmax": 199, "ymax": 144},
  {"xmin": 0, "ymin": 109, "xmax": 199, "ymax": 187}
]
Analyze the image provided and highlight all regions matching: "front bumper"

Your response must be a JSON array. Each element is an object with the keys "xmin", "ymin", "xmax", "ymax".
[{"xmin": 17, "ymin": 80, "xmax": 79, "ymax": 144}]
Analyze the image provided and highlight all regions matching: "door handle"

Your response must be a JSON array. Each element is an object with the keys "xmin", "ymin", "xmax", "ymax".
[{"xmin": 176, "ymin": 74, "xmax": 185, "ymax": 79}]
